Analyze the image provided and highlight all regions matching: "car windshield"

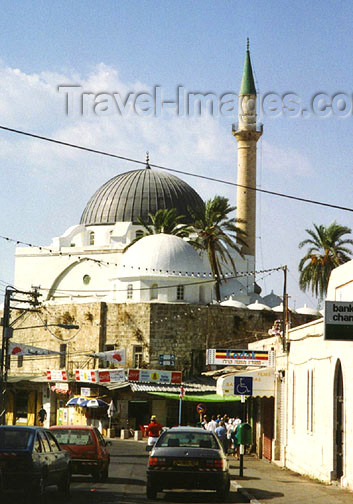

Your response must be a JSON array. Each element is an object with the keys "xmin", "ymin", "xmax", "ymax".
[
  {"xmin": 157, "ymin": 431, "xmax": 219, "ymax": 449},
  {"xmin": 51, "ymin": 429, "xmax": 93, "ymax": 446},
  {"xmin": 0, "ymin": 429, "xmax": 32, "ymax": 450}
]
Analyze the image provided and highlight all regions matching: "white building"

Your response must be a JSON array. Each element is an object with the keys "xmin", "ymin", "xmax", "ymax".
[
  {"xmin": 247, "ymin": 259, "xmax": 353, "ymax": 491},
  {"xmin": 14, "ymin": 166, "xmax": 257, "ymax": 305}
]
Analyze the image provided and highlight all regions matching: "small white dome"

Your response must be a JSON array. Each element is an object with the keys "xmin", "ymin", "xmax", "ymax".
[
  {"xmin": 247, "ymin": 300, "xmax": 272, "ymax": 311},
  {"xmin": 221, "ymin": 296, "xmax": 247, "ymax": 309},
  {"xmin": 295, "ymin": 304, "xmax": 320, "ymax": 316},
  {"xmin": 117, "ymin": 234, "xmax": 212, "ymax": 278},
  {"xmin": 272, "ymin": 302, "xmax": 291, "ymax": 313}
]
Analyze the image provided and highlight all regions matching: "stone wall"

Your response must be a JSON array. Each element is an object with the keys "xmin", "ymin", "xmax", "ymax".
[{"xmin": 6, "ymin": 301, "xmax": 317, "ymax": 378}]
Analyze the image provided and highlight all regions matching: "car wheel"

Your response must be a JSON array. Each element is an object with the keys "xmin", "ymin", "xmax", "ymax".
[
  {"xmin": 146, "ymin": 484, "xmax": 157, "ymax": 499},
  {"xmin": 216, "ymin": 478, "xmax": 230, "ymax": 500},
  {"xmin": 100, "ymin": 464, "xmax": 109, "ymax": 482},
  {"xmin": 32, "ymin": 476, "xmax": 46, "ymax": 504},
  {"xmin": 58, "ymin": 468, "xmax": 71, "ymax": 497}
]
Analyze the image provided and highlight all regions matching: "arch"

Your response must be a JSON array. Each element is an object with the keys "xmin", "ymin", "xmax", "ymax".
[
  {"xmin": 89, "ymin": 231, "xmax": 95, "ymax": 245},
  {"xmin": 333, "ymin": 359, "xmax": 344, "ymax": 481},
  {"xmin": 47, "ymin": 258, "xmax": 95, "ymax": 300}
]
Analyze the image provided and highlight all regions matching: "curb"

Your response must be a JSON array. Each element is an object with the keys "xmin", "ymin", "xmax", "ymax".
[{"xmin": 231, "ymin": 481, "xmax": 261, "ymax": 504}]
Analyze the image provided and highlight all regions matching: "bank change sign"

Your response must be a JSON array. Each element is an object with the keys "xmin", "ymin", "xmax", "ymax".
[{"xmin": 324, "ymin": 301, "xmax": 353, "ymax": 341}]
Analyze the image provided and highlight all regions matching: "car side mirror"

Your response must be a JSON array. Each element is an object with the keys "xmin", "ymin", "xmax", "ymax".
[{"xmin": 146, "ymin": 444, "xmax": 154, "ymax": 452}]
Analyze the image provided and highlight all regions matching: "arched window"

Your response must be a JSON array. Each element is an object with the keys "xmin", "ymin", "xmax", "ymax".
[
  {"xmin": 89, "ymin": 231, "xmax": 95, "ymax": 245},
  {"xmin": 127, "ymin": 284, "xmax": 133, "ymax": 300},
  {"xmin": 177, "ymin": 285, "xmax": 184, "ymax": 301},
  {"xmin": 150, "ymin": 283, "xmax": 158, "ymax": 300},
  {"xmin": 135, "ymin": 230, "xmax": 144, "ymax": 239}
]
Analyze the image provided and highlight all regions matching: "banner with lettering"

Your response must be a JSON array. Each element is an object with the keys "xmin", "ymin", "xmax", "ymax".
[
  {"xmin": 128, "ymin": 369, "xmax": 182, "ymax": 384},
  {"xmin": 206, "ymin": 348, "xmax": 275, "ymax": 367}
]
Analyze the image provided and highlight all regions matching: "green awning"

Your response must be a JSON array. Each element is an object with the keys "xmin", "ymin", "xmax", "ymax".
[{"xmin": 148, "ymin": 392, "xmax": 241, "ymax": 402}]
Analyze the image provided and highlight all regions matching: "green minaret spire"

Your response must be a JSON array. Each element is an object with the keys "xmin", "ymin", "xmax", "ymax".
[{"xmin": 239, "ymin": 38, "xmax": 256, "ymax": 96}]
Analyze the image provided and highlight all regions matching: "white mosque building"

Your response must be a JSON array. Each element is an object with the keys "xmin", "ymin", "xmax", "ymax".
[{"xmin": 14, "ymin": 165, "xmax": 257, "ymax": 305}]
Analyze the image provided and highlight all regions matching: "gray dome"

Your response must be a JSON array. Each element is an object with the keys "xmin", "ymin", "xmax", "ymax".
[{"xmin": 80, "ymin": 169, "xmax": 204, "ymax": 225}]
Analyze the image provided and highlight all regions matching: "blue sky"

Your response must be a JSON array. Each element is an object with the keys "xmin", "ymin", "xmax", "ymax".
[{"xmin": 1, "ymin": 0, "xmax": 353, "ymax": 310}]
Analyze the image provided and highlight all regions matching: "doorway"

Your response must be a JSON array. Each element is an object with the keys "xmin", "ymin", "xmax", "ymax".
[{"xmin": 333, "ymin": 360, "xmax": 344, "ymax": 481}]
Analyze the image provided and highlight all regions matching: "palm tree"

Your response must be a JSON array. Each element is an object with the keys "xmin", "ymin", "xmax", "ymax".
[
  {"xmin": 298, "ymin": 222, "xmax": 353, "ymax": 299},
  {"xmin": 124, "ymin": 208, "xmax": 192, "ymax": 251},
  {"xmin": 189, "ymin": 196, "xmax": 247, "ymax": 302}
]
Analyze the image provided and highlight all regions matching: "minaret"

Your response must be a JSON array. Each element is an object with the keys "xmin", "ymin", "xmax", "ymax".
[{"xmin": 233, "ymin": 40, "xmax": 262, "ymax": 259}]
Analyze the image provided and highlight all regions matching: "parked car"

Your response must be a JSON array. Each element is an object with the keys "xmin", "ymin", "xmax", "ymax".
[
  {"xmin": 146, "ymin": 426, "xmax": 230, "ymax": 499},
  {"xmin": 0, "ymin": 425, "xmax": 71, "ymax": 501},
  {"xmin": 50, "ymin": 425, "xmax": 110, "ymax": 481}
]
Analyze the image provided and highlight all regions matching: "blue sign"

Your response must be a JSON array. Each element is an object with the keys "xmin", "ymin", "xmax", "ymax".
[
  {"xmin": 234, "ymin": 376, "xmax": 253, "ymax": 396},
  {"xmin": 159, "ymin": 354, "xmax": 175, "ymax": 366}
]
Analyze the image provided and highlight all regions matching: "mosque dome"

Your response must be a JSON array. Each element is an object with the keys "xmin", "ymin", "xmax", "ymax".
[
  {"xmin": 247, "ymin": 300, "xmax": 272, "ymax": 311},
  {"xmin": 220, "ymin": 296, "xmax": 247, "ymax": 309},
  {"xmin": 80, "ymin": 168, "xmax": 204, "ymax": 225},
  {"xmin": 272, "ymin": 303, "xmax": 291, "ymax": 313},
  {"xmin": 294, "ymin": 304, "xmax": 320, "ymax": 316},
  {"xmin": 117, "ymin": 234, "xmax": 212, "ymax": 278}
]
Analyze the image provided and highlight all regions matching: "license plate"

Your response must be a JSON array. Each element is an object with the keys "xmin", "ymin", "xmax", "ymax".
[{"xmin": 173, "ymin": 459, "xmax": 199, "ymax": 467}]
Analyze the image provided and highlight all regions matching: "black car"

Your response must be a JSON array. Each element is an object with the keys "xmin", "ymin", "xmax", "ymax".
[
  {"xmin": 146, "ymin": 426, "xmax": 230, "ymax": 499},
  {"xmin": 0, "ymin": 425, "xmax": 71, "ymax": 501}
]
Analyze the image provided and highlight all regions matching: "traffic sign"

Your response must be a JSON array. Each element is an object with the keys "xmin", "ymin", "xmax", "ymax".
[
  {"xmin": 196, "ymin": 403, "xmax": 206, "ymax": 414},
  {"xmin": 234, "ymin": 377, "xmax": 253, "ymax": 396}
]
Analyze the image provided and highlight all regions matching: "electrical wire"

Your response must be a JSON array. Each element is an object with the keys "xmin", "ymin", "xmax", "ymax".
[{"xmin": 0, "ymin": 124, "xmax": 352, "ymax": 213}]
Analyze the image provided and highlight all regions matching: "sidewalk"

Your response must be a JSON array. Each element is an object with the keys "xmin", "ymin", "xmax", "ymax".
[{"xmin": 229, "ymin": 454, "xmax": 353, "ymax": 504}]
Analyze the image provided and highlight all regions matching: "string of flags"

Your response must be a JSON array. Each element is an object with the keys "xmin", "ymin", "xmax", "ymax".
[{"xmin": 0, "ymin": 233, "xmax": 285, "ymax": 281}]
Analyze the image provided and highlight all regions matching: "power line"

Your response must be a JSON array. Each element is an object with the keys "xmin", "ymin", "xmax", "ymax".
[{"xmin": 0, "ymin": 124, "xmax": 352, "ymax": 213}]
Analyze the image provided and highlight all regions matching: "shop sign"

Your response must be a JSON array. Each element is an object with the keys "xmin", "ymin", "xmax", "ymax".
[
  {"xmin": 206, "ymin": 348, "xmax": 275, "ymax": 367},
  {"xmin": 98, "ymin": 369, "xmax": 126, "ymax": 383},
  {"xmin": 325, "ymin": 301, "xmax": 353, "ymax": 341},
  {"xmin": 47, "ymin": 370, "xmax": 68, "ymax": 381},
  {"xmin": 75, "ymin": 369, "xmax": 99, "ymax": 382},
  {"xmin": 128, "ymin": 368, "xmax": 182, "ymax": 384}
]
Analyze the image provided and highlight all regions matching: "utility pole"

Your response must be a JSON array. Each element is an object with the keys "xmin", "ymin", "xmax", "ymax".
[
  {"xmin": 282, "ymin": 266, "xmax": 288, "ymax": 352},
  {"xmin": 0, "ymin": 286, "xmax": 41, "ymax": 425}
]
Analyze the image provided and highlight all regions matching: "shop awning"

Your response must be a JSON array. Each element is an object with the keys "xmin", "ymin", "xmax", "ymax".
[{"xmin": 148, "ymin": 392, "xmax": 241, "ymax": 402}]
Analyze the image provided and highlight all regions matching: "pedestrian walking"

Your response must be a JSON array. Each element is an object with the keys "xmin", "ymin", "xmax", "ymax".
[
  {"xmin": 215, "ymin": 420, "xmax": 228, "ymax": 453},
  {"xmin": 147, "ymin": 415, "xmax": 163, "ymax": 446},
  {"xmin": 201, "ymin": 415, "xmax": 208, "ymax": 429},
  {"xmin": 37, "ymin": 404, "xmax": 47, "ymax": 426},
  {"xmin": 206, "ymin": 415, "xmax": 217, "ymax": 433},
  {"xmin": 231, "ymin": 417, "xmax": 241, "ymax": 458}
]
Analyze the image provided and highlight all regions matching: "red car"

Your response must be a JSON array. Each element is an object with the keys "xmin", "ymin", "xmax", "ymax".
[{"xmin": 50, "ymin": 425, "xmax": 110, "ymax": 481}]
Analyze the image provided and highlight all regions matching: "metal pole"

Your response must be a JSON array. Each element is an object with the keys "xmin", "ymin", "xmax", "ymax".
[
  {"xmin": 178, "ymin": 397, "xmax": 182, "ymax": 426},
  {"xmin": 239, "ymin": 395, "xmax": 246, "ymax": 476}
]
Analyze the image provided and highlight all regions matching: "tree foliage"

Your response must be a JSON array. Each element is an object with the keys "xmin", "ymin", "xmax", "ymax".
[
  {"xmin": 298, "ymin": 222, "xmax": 353, "ymax": 299},
  {"xmin": 189, "ymin": 195, "xmax": 247, "ymax": 302},
  {"xmin": 124, "ymin": 208, "xmax": 192, "ymax": 251}
]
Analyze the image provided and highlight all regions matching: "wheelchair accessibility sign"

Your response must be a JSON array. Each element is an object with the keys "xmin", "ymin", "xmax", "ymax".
[{"xmin": 234, "ymin": 377, "xmax": 253, "ymax": 396}]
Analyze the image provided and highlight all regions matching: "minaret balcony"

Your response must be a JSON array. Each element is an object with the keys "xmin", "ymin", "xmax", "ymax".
[{"xmin": 232, "ymin": 122, "xmax": 263, "ymax": 134}]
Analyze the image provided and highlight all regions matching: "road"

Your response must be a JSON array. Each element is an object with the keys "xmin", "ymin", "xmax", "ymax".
[{"xmin": 2, "ymin": 438, "xmax": 249, "ymax": 504}]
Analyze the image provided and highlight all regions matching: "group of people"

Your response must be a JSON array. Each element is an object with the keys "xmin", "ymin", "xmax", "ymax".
[{"xmin": 201, "ymin": 414, "xmax": 242, "ymax": 458}]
